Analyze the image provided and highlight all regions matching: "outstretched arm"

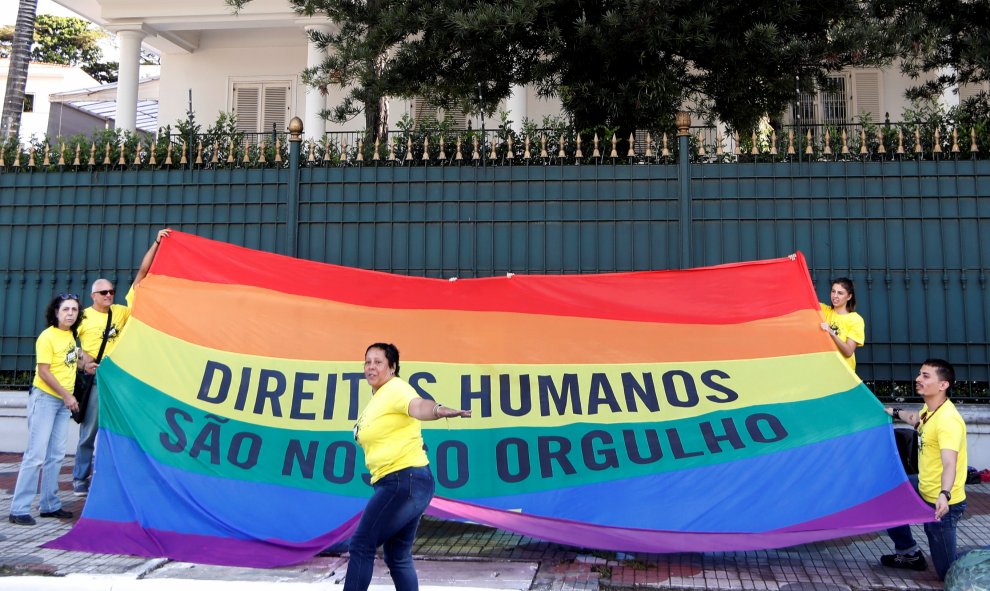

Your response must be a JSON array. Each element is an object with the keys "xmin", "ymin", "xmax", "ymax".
[
  {"xmin": 133, "ymin": 228, "xmax": 171, "ymax": 289},
  {"xmin": 408, "ymin": 397, "xmax": 471, "ymax": 421}
]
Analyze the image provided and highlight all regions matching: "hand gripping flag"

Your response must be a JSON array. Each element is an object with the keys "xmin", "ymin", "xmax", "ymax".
[{"xmin": 49, "ymin": 231, "xmax": 932, "ymax": 567}]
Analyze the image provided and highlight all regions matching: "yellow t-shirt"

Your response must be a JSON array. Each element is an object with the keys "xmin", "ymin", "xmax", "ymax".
[
  {"xmin": 354, "ymin": 378, "xmax": 429, "ymax": 484},
  {"xmin": 32, "ymin": 325, "xmax": 78, "ymax": 399},
  {"xmin": 917, "ymin": 399, "xmax": 967, "ymax": 504},
  {"xmin": 77, "ymin": 302, "xmax": 132, "ymax": 358},
  {"xmin": 820, "ymin": 303, "xmax": 866, "ymax": 370}
]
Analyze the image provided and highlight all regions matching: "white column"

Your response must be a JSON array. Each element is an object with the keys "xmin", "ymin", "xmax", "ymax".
[
  {"xmin": 115, "ymin": 29, "xmax": 146, "ymax": 133},
  {"xmin": 304, "ymin": 25, "xmax": 332, "ymax": 140},
  {"xmin": 507, "ymin": 85, "xmax": 528, "ymax": 132}
]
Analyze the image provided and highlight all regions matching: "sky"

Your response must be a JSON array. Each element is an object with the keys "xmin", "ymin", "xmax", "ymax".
[{"xmin": 1, "ymin": 0, "xmax": 82, "ymax": 24}]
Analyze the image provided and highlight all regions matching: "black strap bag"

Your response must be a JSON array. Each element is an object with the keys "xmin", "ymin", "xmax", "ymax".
[{"xmin": 72, "ymin": 308, "xmax": 112, "ymax": 424}]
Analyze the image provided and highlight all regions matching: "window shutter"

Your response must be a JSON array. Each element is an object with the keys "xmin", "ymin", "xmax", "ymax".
[
  {"xmin": 413, "ymin": 97, "xmax": 469, "ymax": 129},
  {"xmin": 959, "ymin": 82, "xmax": 987, "ymax": 101},
  {"xmin": 262, "ymin": 84, "xmax": 290, "ymax": 134},
  {"xmin": 233, "ymin": 85, "xmax": 260, "ymax": 134},
  {"xmin": 853, "ymin": 72, "xmax": 881, "ymax": 120}
]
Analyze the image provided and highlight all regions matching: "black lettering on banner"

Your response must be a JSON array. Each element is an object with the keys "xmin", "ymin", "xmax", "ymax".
[
  {"xmin": 622, "ymin": 372, "xmax": 660, "ymax": 413},
  {"xmin": 701, "ymin": 369, "xmax": 739, "ymax": 403},
  {"xmin": 588, "ymin": 373, "xmax": 621, "ymax": 415},
  {"xmin": 410, "ymin": 372, "xmax": 437, "ymax": 401},
  {"xmin": 189, "ymin": 421, "xmax": 222, "ymax": 465},
  {"xmin": 623, "ymin": 428, "xmax": 664, "ymax": 464},
  {"xmin": 538, "ymin": 435, "xmax": 576, "ymax": 478},
  {"xmin": 499, "ymin": 374, "xmax": 532, "ymax": 417},
  {"xmin": 496, "ymin": 438, "xmax": 530, "ymax": 483},
  {"xmin": 255, "ymin": 369, "xmax": 287, "ymax": 416},
  {"xmin": 234, "ymin": 366, "xmax": 252, "ymax": 411},
  {"xmin": 160, "ymin": 407, "xmax": 192, "ymax": 452},
  {"xmin": 283, "ymin": 439, "xmax": 319, "ymax": 478},
  {"xmin": 342, "ymin": 373, "xmax": 365, "ymax": 421},
  {"xmin": 290, "ymin": 372, "xmax": 319, "ymax": 420},
  {"xmin": 746, "ymin": 413, "xmax": 788, "ymax": 443},
  {"xmin": 666, "ymin": 427, "xmax": 704, "ymax": 459},
  {"xmin": 322, "ymin": 441, "xmax": 356, "ymax": 484},
  {"xmin": 700, "ymin": 418, "xmax": 745, "ymax": 453},
  {"xmin": 323, "ymin": 374, "xmax": 338, "ymax": 420},
  {"xmin": 461, "ymin": 374, "xmax": 493, "ymax": 418},
  {"xmin": 582, "ymin": 430, "xmax": 619, "ymax": 470},
  {"xmin": 227, "ymin": 431, "xmax": 262, "ymax": 469},
  {"xmin": 663, "ymin": 370, "xmax": 699, "ymax": 407},
  {"xmin": 197, "ymin": 361, "xmax": 231, "ymax": 404},
  {"xmin": 436, "ymin": 440, "xmax": 469, "ymax": 489},
  {"xmin": 539, "ymin": 374, "xmax": 582, "ymax": 416}
]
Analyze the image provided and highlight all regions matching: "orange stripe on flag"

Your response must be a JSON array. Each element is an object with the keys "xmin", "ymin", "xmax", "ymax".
[{"xmin": 134, "ymin": 275, "xmax": 834, "ymax": 364}]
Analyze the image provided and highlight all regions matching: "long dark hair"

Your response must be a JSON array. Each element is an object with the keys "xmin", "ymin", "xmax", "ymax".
[
  {"xmin": 831, "ymin": 277, "xmax": 857, "ymax": 312},
  {"xmin": 45, "ymin": 294, "xmax": 82, "ymax": 332},
  {"xmin": 366, "ymin": 342, "xmax": 400, "ymax": 376}
]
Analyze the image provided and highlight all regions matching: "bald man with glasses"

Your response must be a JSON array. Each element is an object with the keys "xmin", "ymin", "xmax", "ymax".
[{"xmin": 71, "ymin": 229, "xmax": 170, "ymax": 496}]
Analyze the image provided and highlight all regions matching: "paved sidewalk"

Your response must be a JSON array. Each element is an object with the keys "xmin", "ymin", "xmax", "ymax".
[{"xmin": 2, "ymin": 452, "xmax": 987, "ymax": 590}]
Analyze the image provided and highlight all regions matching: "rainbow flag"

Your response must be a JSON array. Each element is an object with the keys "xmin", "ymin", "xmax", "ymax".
[{"xmin": 49, "ymin": 231, "xmax": 931, "ymax": 567}]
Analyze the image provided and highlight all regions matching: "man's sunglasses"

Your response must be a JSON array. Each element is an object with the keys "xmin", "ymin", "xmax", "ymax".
[{"xmin": 93, "ymin": 289, "xmax": 116, "ymax": 296}]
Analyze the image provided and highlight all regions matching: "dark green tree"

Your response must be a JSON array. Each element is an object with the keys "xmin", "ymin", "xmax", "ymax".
[
  {"xmin": 229, "ymin": 0, "xmax": 888, "ymax": 134},
  {"xmin": 875, "ymin": 0, "xmax": 990, "ymax": 114}
]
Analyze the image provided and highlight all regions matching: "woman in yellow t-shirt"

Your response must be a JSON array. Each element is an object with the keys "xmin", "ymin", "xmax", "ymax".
[
  {"xmin": 819, "ymin": 277, "xmax": 866, "ymax": 372},
  {"xmin": 9, "ymin": 294, "xmax": 85, "ymax": 525},
  {"xmin": 345, "ymin": 343, "xmax": 471, "ymax": 591}
]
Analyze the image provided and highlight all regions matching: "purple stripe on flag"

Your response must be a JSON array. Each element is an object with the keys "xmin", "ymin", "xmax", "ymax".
[
  {"xmin": 425, "ymin": 480, "xmax": 931, "ymax": 553},
  {"xmin": 46, "ymin": 514, "xmax": 361, "ymax": 568}
]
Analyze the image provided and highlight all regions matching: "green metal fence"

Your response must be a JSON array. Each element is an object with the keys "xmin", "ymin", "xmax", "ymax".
[{"xmin": 1, "ymin": 135, "xmax": 988, "ymax": 396}]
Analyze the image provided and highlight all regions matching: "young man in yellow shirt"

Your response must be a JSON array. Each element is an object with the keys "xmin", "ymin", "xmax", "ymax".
[{"xmin": 882, "ymin": 359, "xmax": 968, "ymax": 580}]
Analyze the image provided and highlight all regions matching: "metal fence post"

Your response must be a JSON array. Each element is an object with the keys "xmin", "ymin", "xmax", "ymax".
[
  {"xmin": 676, "ymin": 111, "xmax": 692, "ymax": 269},
  {"xmin": 286, "ymin": 117, "xmax": 303, "ymax": 258}
]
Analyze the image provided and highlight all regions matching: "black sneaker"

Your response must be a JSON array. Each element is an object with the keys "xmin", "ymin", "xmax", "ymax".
[
  {"xmin": 8, "ymin": 514, "xmax": 37, "ymax": 526},
  {"xmin": 880, "ymin": 551, "xmax": 928, "ymax": 571},
  {"xmin": 39, "ymin": 508, "xmax": 73, "ymax": 519}
]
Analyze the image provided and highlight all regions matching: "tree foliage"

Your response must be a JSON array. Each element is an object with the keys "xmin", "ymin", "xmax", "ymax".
[
  {"xmin": 230, "ymin": 0, "xmax": 888, "ymax": 134},
  {"xmin": 874, "ymin": 0, "xmax": 990, "ymax": 115},
  {"xmin": 0, "ymin": 14, "xmax": 118, "ymax": 83}
]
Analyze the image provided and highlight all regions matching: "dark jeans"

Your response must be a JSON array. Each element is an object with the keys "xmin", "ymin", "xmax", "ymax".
[
  {"xmin": 887, "ymin": 475, "xmax": 967, "ymax": 580},
  {"xmin": 343, "ymin": 465, "xmax": 435, "ymax": 591}
]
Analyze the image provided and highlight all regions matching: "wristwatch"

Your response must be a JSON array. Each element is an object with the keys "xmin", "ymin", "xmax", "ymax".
[{"xmin": 939, "ymin": 490, "xmax": 952, "ymax": 502}]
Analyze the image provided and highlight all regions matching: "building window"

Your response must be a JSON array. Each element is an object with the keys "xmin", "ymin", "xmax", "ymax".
[
  {"xmin": 23, "ymin": 94, "xmax": 35, "ymax": 113},
  {"xmin": 412, "ymin": 98, "xmax": 469, "ymax": 129},
  {"xmin": 231, "ymin": 81, "xmax": 291, "ymax": 138},
  {"xmin": 821, "ymin": 76, "xmax": 847, "ymax": 125}
]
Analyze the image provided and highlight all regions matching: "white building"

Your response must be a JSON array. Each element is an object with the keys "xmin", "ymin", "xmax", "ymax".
[{"xmin": 0, "ymin": 58, "xmax": 100, "ymax": 140}]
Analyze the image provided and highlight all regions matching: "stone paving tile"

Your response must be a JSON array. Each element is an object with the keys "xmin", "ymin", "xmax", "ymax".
[{"xmin": 2, "ymin": 450, "xmax": 988, "ymax": 589}]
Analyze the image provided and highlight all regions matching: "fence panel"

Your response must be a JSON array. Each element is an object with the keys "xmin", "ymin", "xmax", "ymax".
[{"xmin": 1, "ymin": 159, "xmax": 988, "ymax": 394}]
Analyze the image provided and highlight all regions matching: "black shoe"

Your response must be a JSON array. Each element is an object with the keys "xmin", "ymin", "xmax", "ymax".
[
  {"xmin": 39, "ymin": 508, "xmax": 73, "ymax": 519},
  {"xmin": 880, "ymin": 551, "xmax": 928, "ymax": 571},
  {"xmin": 8, "ymin": 514, "xmax": 37, "ymax": 525}
]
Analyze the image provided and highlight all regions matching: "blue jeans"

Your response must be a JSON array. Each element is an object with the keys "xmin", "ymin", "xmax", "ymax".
[
  {"xmin": 72, "ymin": 378, "xmax": 99, "ymax": 483},
  {"xmin": 344, "ymin": 465, "xmax": 435, "ymax": 591},
  {"xmin": 11, "ymin": 387, "xmax": 71, "ymax": 515},
  {"xmin": 887, "ymin": 474, "xmax": 968, "ymax": 580}
]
